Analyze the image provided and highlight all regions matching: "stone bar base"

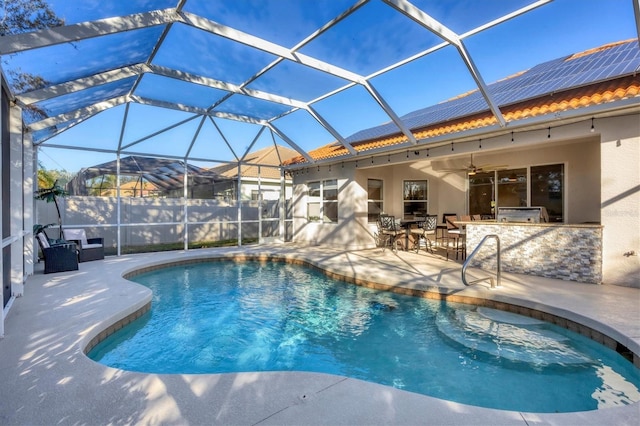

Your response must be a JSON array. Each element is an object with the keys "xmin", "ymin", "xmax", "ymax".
[{"xmin": 465, "ymin": 222, "xmax": 603, "ymax": 284}]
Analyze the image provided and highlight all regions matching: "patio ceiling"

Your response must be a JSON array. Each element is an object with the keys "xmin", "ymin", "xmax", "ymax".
[{"xmin": 1, "ymin": 0, "xmax": 638, "ymax": 169}]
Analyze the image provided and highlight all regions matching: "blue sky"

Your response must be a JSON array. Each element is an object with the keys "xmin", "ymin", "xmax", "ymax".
[{"xmin": 29, "ymin": 0, "xmax": 637, "ymax": 173}]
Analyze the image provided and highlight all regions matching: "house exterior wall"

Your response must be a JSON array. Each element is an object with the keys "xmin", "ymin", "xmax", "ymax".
[
  {"xmin": 290, "ymin": 114, "xmax": 639, "ymax": 287},
  {"xmin": 599, "ymin": 114, "xmax": 640, "ymax": 287},
  {"xmin": 238, "ymin": 177, "xmax": 292, "ymax": 200},
  {"xmin": 291, "ymin": 163, "xmax": 364, "ymax": 248}
]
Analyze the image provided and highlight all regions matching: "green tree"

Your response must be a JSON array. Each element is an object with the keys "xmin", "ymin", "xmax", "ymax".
[
  {"xmin": 37, "ymin": 161, "xmax": 56, "ymax": 189},
  {"xmin": 0, "ymin": 0, "xmax": 64, "ymax": 36},
  {"xmin": 1, "ymin": 0, "xmax": 64, "ymax": 121},
  {"xmin": 37, "ymin": 161, "xmax": 73, "ymax": 190}
]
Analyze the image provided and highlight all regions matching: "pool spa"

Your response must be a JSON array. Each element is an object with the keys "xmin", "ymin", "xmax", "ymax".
[{"xmin": 88, "ymin": 259, "xmax": 640, "ymax": 414}]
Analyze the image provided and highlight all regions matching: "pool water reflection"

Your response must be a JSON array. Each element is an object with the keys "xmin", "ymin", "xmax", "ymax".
[{"xmin": 88, "ymin": 261, "xmax": 640, "ymax": 413}]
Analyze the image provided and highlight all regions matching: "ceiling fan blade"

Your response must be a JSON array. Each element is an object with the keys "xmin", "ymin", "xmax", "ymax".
[
  {"xmin": 441, "ymin": 167, "xmax": 469, "ymax": 172},
  {"xmin": 477, "ymin": 164, "xmax": 508, "ymax": 171}
]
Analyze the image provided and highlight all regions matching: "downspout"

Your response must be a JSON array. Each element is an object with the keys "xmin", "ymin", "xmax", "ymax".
[
  {"xmin": 258, "ymin": 165, "xmax": 262, "ymax": 244},
  {"xmin": 183, "ymin": 161, "xmax": 188, "ymax": 251},
  {"xmin": 279, "ymin": 167, "xmax": 285, "ymax": 242},
  {"xmin": 237, "ymin": 163, "xmax": 242, "ymax": 246},
  {"xmin": 116, "ymin": 154, "xmax": 121, "ymax": 256}
]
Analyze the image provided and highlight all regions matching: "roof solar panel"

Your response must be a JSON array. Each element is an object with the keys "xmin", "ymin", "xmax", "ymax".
[{"xmin": 346, "ymin": 40, "xmax": 640, "ymax": 144}]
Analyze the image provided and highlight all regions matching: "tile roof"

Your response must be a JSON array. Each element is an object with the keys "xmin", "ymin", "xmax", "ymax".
[
  {"xmin": 284, "ymin": 39, "xmax": 640, "ymax": 166},
  {"xmin": 211, "ymin": 145, "xmax": 299, "ymax": 180}
]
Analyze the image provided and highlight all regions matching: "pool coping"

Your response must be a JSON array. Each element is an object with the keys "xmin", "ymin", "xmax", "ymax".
[{"xmin": 2, "ymin": 244, "xmax": 639, "ymax": 425}]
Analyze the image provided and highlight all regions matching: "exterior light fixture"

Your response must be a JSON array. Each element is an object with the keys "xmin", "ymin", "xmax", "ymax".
[
  {"xmin": 511, "ymin": 131, "xmax": 514, "ymax": 143},
  {"xmin": 547, "ymin": 127, "xmax": 551, "ymax": 138},
  {"xmin": 590, "ymin": 117, "xmax": 595, "ymax": 132}
]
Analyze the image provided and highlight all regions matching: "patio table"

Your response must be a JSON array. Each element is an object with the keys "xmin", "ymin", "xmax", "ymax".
[{"xmin": 400, "ymin": 219, "xmax": 422, "ymax": 251}]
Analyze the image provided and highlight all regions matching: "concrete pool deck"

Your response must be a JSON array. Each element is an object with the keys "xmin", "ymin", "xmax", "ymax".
[{"xmin": 1, "ymin": 244, "xmax": 639, "ymax": 425}]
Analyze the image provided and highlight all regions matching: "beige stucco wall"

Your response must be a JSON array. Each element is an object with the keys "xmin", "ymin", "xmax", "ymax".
[
  {"xmin": 598, "ymin": 114, "xmax": 640, "ymax": 287},
  {"xmin": 293, "ymin": 137, "xmax": 602, "ymax": 246},
  {"xmin": 291, "ymin": 114, "xmax": 639, "ymax": 287},
  {"xmin": 291, "ymin": 164, "xmax": 367, "ymax": 248}
]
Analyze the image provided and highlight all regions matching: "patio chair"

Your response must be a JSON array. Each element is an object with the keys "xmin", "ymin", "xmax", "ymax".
[
  {"xmin": 63, "ymin": 229, "xmax": 104, "ymax": 262},
  {"xmin": 35, "ymin": 232, "xmax": 79, "ymax": 274},
  {"xmin": 377, "ymin": 214, "xmax": 402, "ymax": 252},
  {"xmin": 410, "ymin": 214, "xmax": 437, "ymax": 253}
]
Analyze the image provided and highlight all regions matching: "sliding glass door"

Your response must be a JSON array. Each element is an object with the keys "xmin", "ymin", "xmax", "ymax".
[{"xmin": 468, "ymin": 164, "xmax": 564, "ymax": 222}]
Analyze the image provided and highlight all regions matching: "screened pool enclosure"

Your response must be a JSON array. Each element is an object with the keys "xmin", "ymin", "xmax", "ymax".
[{"xmin": 2, "ymin": 0, "xmax": 638, "ymax": 256}]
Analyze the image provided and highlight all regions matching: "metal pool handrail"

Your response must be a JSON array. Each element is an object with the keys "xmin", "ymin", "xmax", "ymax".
[{"xmin": 462, "ymin": 234, "xmax": 501, "ymax": 289}]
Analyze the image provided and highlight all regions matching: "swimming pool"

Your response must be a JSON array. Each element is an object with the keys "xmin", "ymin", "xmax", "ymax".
[{"xmin": 88, "ymin": 260, "xmax": 640, "ymax": 413}]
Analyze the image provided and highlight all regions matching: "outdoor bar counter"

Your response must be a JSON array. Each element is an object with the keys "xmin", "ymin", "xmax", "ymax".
[{"xmin": 461, "ymin": 220, "xmax": 603, "ymax": 284}]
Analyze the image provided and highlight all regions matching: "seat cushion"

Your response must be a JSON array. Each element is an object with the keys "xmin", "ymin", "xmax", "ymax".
[
  {"xmin": 82, "ymin": 243, "xmax": 103, "ymax": 249},
  {"xmin": 36, "ymin": 233, "xmax": 50, "ymax": 249},
  {"xmin": 64, "ymin": 229, "xmax": 88, "ymax": 246}
]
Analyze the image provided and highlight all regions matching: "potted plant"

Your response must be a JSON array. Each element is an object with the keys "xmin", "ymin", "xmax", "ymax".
[
  {"xmin": 34, "ymin": 179, "xmax": 68, "ymax": 240},
  {"xmin": 33, "ymin": 223, "xmax": 55, "ymax": 237}
]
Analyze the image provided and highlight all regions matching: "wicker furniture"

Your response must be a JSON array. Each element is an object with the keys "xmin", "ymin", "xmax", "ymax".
[
  {"xmin": 36, "ymin": 232, "xmax": 79, "ymax": 274},
  {"xmin": 63, "ymin": 229, "xmax": 104, "ymax": 262}
]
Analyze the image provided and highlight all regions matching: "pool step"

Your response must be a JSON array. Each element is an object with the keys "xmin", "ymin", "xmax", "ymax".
[{"xmin": 435, "ymin": 307, "xmax": 594, "ymax": 367}]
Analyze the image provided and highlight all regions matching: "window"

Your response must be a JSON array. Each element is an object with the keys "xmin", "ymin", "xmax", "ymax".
[
  {"xmin": 307, "ymin": 179, "xmax": 338, "ymax": 223},
  {"xmin": 403, "ymin": 180, "xmax": 428, "ymax": 219},
  {"xmin": 367, "ymin": 179, "xmax": 383, "ymax": 222},
  {"xmin": 531, "ymin": 164, "xmax": 564, "ymax": 222},
  {"xmin": 468, "ymin": 164, "xmax": 564, "ymax": 221},
  {"xmin": 497, "ymin": 168, "xmax": 527, "ymax": 207},
  {"xmin": 468, "ymin": 172, "xmax": 495, "ymax": 217},
  {"xmin": 251, "ymin": 189, "xmax": 278, "ymax": 201},
  {"xmin": 307, "ymin": 181, "xmax": 321, "ymax": 221}
]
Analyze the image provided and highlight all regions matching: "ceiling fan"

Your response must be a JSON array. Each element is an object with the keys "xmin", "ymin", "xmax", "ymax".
[{"xmin": 442, "ymin": 154, "xmax": 507, "ymax": 175}]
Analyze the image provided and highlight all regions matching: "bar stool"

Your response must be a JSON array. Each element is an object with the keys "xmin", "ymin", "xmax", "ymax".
[{"xmin": 444, "ymin": 215, "xmax": 466, "ymax": 260}]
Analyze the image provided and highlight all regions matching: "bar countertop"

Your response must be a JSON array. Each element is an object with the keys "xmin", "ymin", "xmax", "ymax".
[{"xmin": 459, "ymin": 220, "xmax": 602, "ymax": 228}]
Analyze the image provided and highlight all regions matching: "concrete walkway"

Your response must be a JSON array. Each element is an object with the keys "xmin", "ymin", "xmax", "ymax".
[{"xmin": 1, "ymin": 244, "xmax": 639, "ymax": 425}]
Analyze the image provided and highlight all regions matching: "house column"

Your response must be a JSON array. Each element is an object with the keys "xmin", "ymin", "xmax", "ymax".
[
  {"xmin": 23, "ymin": 121, "xmax": 34, "ymax": 278},
  {"xmin": 9, "ymin": 104, "xmax": 24, "ymax": 298},
  {"xmin": 599, "ymin": 114, "xmax": 640, "ymax": 287}
]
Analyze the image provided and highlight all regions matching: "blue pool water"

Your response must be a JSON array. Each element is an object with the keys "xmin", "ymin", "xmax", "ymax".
[{"xmin": 88, "ymin": 261, "xmax": 640, "ymax": 413}]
